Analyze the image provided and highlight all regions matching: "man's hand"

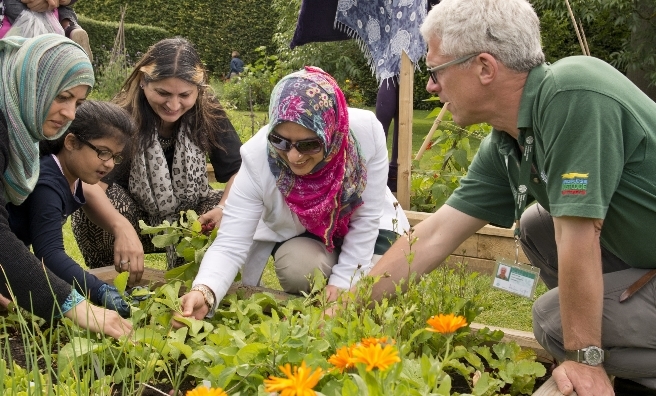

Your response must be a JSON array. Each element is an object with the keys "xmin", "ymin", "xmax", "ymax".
[
  {"xmin": 171, "ymin": 291, "xmax": 209, "ymax": 329},
  {"xmin": 64, "ymin": 300, "xmax": 133, "ymax": 339},
  {"xmin": 113, "ymin": 225, "xmax": 145, "ymax": 286},
  {"xmin": 552, "ymin": 361, "xmax": 614, "ymax": 396},
  {"xmin": 21, "ymin": 0, "xmax": 58, "ymax": 12}
]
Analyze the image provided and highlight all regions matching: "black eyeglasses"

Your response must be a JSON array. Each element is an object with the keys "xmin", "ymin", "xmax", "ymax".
[
  {"xmin": 268, "ymin": 133, "xmax": 323, "ymax": 155},
  {"xmin": 427, "ymin": 53, "xmax": 479, "ymax": 84},
  {"xmin": 75, "ymin": 135, "xmax": 124, "ymax": 164}
]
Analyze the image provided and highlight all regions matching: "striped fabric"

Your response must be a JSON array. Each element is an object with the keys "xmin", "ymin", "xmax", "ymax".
[{"xmin": 0, "ymin": 33, "xmax": 94, "ymax": 204}]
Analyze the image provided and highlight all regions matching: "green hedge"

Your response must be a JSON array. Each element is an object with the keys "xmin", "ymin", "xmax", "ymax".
[
  {"xmin": 77, "ymin": 14, "xmax": 170, "ymax": 72},
  {"xmin": 74, "ymin": 0, "xmax": 278, "ymax": 78}
]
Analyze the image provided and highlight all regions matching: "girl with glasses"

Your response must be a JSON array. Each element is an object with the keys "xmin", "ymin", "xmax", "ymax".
[
  {"xmin": 0, "ymin": 34, "xmax": 131, "ymax": 338},
  {"xmin": 71, "ymin": 37, "xmax": 243, "ymax": 270},
  {"xmin": 175, "ymin": 67, "xmax": 410, "ymax": 322},
  {"xmin": 8, "ymin": 101, "xmax": 136, "ymax": 318}
]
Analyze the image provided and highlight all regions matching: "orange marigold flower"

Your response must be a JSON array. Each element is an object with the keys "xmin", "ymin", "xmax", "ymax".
[
  {"xmin": 328, "ymin": 345, "xmax": 356, "ymax": 373},
  {"xmin": 351, "ymin": 343, "xmax": 401, "ymax": 372},
  {"xmin": 360, "ymin": 336, "xmax": 396, "ymax": 347},
  {"xmin": 263, "ymin": 361, "xmax": 323, "ymax": 396},
  {"xmin": 426, "ymin": 313, "xmax": 468, "ymax": 335},
  {"xmin": 186, "ymin": 386, "xmax": 228, "ymax": 396}
]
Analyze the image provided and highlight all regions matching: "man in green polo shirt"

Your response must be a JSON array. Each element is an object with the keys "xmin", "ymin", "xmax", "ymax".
[{"xmin": 360, "ymin": 0, "xmax": 656, "ymax": 395}]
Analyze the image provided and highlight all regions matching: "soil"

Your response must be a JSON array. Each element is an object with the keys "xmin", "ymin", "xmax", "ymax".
[{"xmin": 447, "ymin": 362, "xmax": 552, "ymax": 394}]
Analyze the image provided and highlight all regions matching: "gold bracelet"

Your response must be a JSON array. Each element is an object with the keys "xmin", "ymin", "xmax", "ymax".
[{"xmin": 190, "ymin": 284, "xmax": 215, "ymax": 311}]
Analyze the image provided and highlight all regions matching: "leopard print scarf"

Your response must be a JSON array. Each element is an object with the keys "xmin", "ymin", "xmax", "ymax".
[{"xmin": 129, "ymin": 125, "xmax": 210, "ymax": 225}]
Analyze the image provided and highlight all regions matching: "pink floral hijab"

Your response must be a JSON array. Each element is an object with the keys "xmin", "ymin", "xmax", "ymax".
[{"xmin": 267, "ymin": 67, "xmax": 366, "ymax": 252}]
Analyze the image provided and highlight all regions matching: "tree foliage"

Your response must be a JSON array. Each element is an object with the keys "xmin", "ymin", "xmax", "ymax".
[
  {"xmin": 75, "ymin": 0, "xmax": 279, "ymax": 77},
  {"xmin": 530, "ymin": 0, "xmax": 655, "ymax": 87}
]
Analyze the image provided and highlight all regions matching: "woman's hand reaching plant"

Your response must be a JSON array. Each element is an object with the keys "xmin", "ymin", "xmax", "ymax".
[
  {"xmin": 64, "ymin": 300, "xmax": 133, "ymax": 339},
  {"xmin": 171, "ymin": 290, "xmax": 209, "ymax": 329},
  {"xmin": 198, "ymin": 206, "xmax": 224, "ymax": 234}
]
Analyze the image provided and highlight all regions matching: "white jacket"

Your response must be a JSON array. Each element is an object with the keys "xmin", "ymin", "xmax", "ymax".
[{"xmin": 194, "ymin": 108, "xmax": 409, "ymax": 304}]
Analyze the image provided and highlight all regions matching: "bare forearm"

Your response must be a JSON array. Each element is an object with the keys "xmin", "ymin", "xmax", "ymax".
[
  {"xmin": 554, "ymin": 217, "xmax": 604, "ymax": 350},
  {"xmin": 368, "ymin": 205, "xmax": 487, "ymax": 301}
]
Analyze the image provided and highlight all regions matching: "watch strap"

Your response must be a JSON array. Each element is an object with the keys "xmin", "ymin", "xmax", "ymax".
[
  {"xmin": 564, "ymin": 346, "xmax": 608, "ymax": 366},
  {"xmin": 190, "ymin": 284, "xmax": 216, "ymax": 313}
]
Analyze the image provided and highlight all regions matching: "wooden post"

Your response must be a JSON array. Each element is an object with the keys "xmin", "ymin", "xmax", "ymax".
[{"xmin": 397, "ymin": 51, "xmax": 414, "ymax": 209}]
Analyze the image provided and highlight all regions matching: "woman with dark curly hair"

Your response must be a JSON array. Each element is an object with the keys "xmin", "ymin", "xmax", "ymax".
[{"xmin": 72, "ymin": 37, "xmax": 242, "ymax": 269}]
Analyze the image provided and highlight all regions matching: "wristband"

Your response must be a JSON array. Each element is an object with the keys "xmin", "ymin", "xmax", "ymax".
[
  {"xmin": 216, "ymin": 204, "xmax": 225, "ymax": 211},
  {"xmin": 190, "ymin": 284, "xmax": 216, "ymax": 312}
]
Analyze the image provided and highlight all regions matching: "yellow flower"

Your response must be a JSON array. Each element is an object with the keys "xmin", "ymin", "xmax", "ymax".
[
  {"xmin": 351, "ymin": 343, "xmax": 401, "ymax": 372},
  {"xmin": 360, "ymin": 336, "xmax": 396, "ymax": 347},
  {"xmin": 425, "ymin": 313, "xmax": 468, "ymax": 335},
  {"xmin": 328, "ymin": 345, "xmax": 356, "ymax": 373},
  {"xmin": 263, "ymin": 361, "xmax": 323, "ymax": 396},
  {"xmin": 186, "ymin": 386, "xmax": 228, "ymax": 396}
]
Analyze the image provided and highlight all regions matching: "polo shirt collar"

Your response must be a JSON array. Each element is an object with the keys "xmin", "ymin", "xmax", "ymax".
[
  {"xmin": 517, "ymin": 63, "xmax": 548, "ymax": 132},
  {"xmin": 490, "ymin": 63, "xmax": 548, "ymax": 157}
]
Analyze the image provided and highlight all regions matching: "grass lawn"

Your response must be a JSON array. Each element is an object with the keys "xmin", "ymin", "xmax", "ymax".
[{"xmin": 61, "ymin": 107, "xmax": 543, "ymax": 332}]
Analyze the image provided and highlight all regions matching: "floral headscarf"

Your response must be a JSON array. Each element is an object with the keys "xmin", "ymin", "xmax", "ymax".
[
  {"xmin": 268, "ymin": 66, "xmax": 366, "ymax": 252},
  {"xmin": 0, "ymin": 34, "xmax": 94, "ymax": 205}
]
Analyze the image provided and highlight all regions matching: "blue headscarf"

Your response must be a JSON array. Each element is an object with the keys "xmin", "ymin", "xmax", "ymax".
[{"xmin": 0, "ymin": 34, "xmax": 94, "ymax": 205}]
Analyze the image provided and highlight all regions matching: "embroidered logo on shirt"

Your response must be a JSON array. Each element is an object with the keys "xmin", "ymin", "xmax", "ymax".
[{"xmin": 561, "ymin": 173, "xmax": 588, "ymax": 195}]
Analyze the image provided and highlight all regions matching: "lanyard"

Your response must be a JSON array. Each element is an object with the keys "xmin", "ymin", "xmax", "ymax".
[{"xmin": 510, "ymin": 129, "xmax": 535, "ymax": 265}]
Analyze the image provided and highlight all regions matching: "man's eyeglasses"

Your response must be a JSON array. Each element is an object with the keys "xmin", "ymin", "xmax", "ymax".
[
  {"xmin": 268, "ymin": 133, "xmax": 323, "ymax": 155},
  {"xmin": 427, "ymin": 53, "xmax": 479, "ymax": 84},
  {"xmin": 75, "ymin": 135, "xmax": 124, "ymax": 164}
]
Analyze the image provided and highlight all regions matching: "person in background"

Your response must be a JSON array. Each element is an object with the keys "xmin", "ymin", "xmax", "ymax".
[
  {"xmin": 71, "ymin": 37, "xmax": 243, "ymax": 269},
  {"xmin": 173, "ymin": 67, "xmax": 409, "ymax": 324},
  {"xmin": 0, "ymin": 0, "xmax": 93, "ymax": 62},
  {"xmin": 0, "ymin": 34, "xmax": 131, "ymax": 338},
  {"xmin": 227, "ymin": 50, "xmax": 244, "ymax": 80},
  {"xmin": 7, "ymin": 101, "xmax": 136, "ymax": 318},
  {"xmin": 349, "ymin": 0, "xmax": 656, "ymax": 395}
]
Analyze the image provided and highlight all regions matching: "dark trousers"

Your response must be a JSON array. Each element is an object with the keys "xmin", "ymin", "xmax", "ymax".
[{"xmin": 520, "ymin": 204, "xmax": 656, "ymax": 387}]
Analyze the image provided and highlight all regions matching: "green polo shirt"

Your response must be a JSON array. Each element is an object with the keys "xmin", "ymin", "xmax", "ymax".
[{"xmin": 446, "ymin": 56, "xmax": 656, "ymax": 268}]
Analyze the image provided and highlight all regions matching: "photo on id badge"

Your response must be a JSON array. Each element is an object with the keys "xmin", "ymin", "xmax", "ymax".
[{"xmin": 492, "ymin": 259, "xmax": 540, "ymax": 299}]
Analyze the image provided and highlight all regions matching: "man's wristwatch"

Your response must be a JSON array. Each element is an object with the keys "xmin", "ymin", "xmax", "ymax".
[
  {"xmin": 190, "ymin": 284, "xmax": 216, "ymax": 312},
  {"xmin": 564, "ymin": 346, "xmax": 608, "ymax": 366}
]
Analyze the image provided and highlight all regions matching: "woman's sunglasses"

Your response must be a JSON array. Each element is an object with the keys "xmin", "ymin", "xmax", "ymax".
[{"xmin": 268, "ymin": 133, "xmax": 323, "ymax": 155}]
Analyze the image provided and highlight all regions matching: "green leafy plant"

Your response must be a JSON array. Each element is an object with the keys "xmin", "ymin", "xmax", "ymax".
[
  {"xmin": 411, "ymin": 103, "xmax": 492, "ymax": 213},
  {"xmin": 139, "ymin": 210, "xmax": 219, "ymax": 285}
]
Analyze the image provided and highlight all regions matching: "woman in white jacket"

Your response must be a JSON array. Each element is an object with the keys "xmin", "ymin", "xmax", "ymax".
[{"xmin": 175, "ymin": 67, "xmax": 409, "ymax": 319}]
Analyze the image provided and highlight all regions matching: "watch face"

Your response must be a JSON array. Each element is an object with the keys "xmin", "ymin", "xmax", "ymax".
[{"xmin": 584, "ymin": 347, "xmax": 603, "ymax": 365}]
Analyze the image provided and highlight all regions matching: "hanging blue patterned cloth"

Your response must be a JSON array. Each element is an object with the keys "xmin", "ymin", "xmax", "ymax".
[{"xmin": 335, "ymin": 0, "xmax": 428, "ymax": 82}]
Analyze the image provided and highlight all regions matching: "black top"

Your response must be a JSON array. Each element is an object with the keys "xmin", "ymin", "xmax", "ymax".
[
  {"xmin": 105, "ymin": 116, "xmax": 243, "ymax": 188},
  {"xmin": 7, "ymin": 155, "xmax": 106, "ymax": 304},
  {"xmin": 0, "ymin": 112, "xmax": 71, "ymax": 319}
]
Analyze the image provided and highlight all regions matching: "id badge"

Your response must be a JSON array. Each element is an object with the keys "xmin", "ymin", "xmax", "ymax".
[{"xmin": 491, "ymin": 258, "xmax": 540, "ymax": 299}]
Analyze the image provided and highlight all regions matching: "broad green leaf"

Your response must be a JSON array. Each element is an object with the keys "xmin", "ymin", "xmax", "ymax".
[
  {"xmin": 436, "ymin": 373, "xmax": 451, "ymax": 395},
  {"xmin": 190, "ymin": 220, "xmax": 202, "ymax": 233},
  {"xmin": 347, "ymin": 374, "xmax": 369, "ymax": 395},
  {"xmin": 152, "ymin": 233, "xmax": 182, "ymax": 248},
  {"xmin": 169, "ymin": 341, "xmax": 193, "ymax": 359},
  {"xmin": 113, "ymin": 271, "xmax": 129, "ymax": 295}
]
